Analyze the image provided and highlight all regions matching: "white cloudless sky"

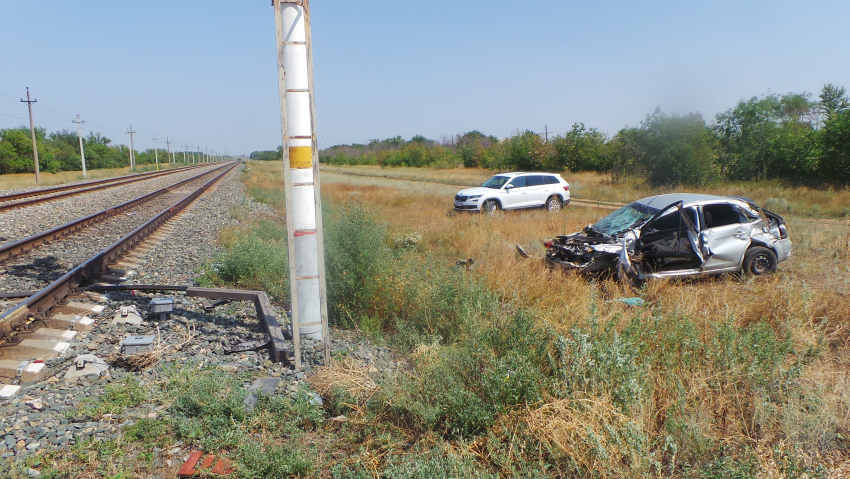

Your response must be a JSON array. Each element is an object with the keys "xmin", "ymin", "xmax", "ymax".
[{"xmin": 1, "ymin": 0, "xmax": 848, "ymax": 155}]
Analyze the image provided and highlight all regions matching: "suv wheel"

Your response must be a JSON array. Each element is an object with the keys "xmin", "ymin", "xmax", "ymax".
[
  {"xmin": 483, "ymin": 200, "xmax": 500, "ymax": 215},
  {"xmin": 546, "ymin": 196, "xmax": 563, "ymax": 213},
  {"xmin": 742, "ymin": 247, "xmax": 777, "ymax": 277}
]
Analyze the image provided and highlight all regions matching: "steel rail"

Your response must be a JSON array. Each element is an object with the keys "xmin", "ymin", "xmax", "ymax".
[
  {"xmin": 0, "ymin": 164, "xmax": 210, "ymax": 212},
  {"xmin": 0, "ymin": 162, "xmax": 236, "ymax": 261},
  {"xmin": 0, "ymin": 161, "xmax": 241, "ymax": 337}
]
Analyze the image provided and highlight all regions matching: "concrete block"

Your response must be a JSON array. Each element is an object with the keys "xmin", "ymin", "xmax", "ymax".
[
  {"xmin": 0, "ymin": 340, "xmax": 70, "ymax": 361},
  {"xmin": 53, "ymin": 302, "xmax": 105, "ymax": 315},
  {"xmin": 0, "ymin": 360, "xmax": 47, "ymax": 383},
  {"xmin": 25, "ymin": 328, "xmax": 77, "ymax": 342},
  {"xmin": 112, "ymin": 306, "xmax": 143, "ymax": 325},
  {"xmin": 43, "ymin": 314, "xmax": 95, "ymax": 331},
  {"xmin": 0, "ymin": 385, "xmax": 21, "ymax": 398},
  {"xmin": 64, "ymin": 354, "xmax": 108, "ymax": 382}
]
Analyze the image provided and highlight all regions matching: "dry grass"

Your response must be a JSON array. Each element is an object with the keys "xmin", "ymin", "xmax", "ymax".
[
  {"xmin": 107, "ymin": 324, "xmax": 195, "ymax": 371},
  {"xmin": 321, "ymin": 163, "xmax": 850, "ymax": 218},
  {"xmin": 241, "ymin": 161, "xmax": 850, "ymax": 475},
  {"xmin": 0, "ymin": 163, "xmax": 188, "ymax": 192},
  {"xmin": 306, "ymin": 357, "xmax": 378, "ymax": 399},
  {"xmin": 526, "ymin": 395, "xmax": 651, "ymax": 477}
]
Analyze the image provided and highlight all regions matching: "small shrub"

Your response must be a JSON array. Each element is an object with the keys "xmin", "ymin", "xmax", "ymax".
[{"xmin": 236, "ymin": 441, "xmax": 313, "ymax": 478}]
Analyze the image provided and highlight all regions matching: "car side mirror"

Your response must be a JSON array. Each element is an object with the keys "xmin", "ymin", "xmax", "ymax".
[{"xmin": 505, "ymin": 184, "xmax": 514, "ymax": 190}]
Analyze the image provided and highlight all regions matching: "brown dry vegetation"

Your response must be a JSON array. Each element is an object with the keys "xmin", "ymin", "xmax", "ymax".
[
  {"xmin": 321, "ymin": 164, "xmax": 850, "ymax": 218},
  {"xmin": 0, "ymin": 163, "xmax": 187, "ymax": 191},
  {"xmin": 207, "ymin": 161, "xmax": 850, "ymax": 477}
]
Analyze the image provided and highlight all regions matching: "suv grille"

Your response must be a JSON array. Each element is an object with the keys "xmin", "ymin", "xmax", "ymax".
[{"xmin": 455, "ymin": 195, "xmax": 469, "ymax": 202}]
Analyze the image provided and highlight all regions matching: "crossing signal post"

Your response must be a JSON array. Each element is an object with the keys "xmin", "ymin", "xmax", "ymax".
[{"xmin": 273, "ymin": 0, "xmax": 330, "ymax": 368}]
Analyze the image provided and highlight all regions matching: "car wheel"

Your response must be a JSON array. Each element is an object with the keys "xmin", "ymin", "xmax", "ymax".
[
  {"xmin": 742, "ymin": 246, "xmax": 777, "ymax": 277},
  {"xmin": 546, "ymin": 196, "xmax": 563, "ymax": 213},
  {"xmin": 483, "ymin": 200, "xmax": 500, "ymax": 215}
]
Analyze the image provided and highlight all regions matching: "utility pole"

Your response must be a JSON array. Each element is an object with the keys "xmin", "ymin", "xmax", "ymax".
[
  {"xmin": 72, "ymin": 114, "xmax": 88, "ymax": 177},
  {"xmin": 182, "ymin": 143, "xmax": 189, "ymax": 163},
  {"xmin": 165, "ymin": 138, "xmax": 173, "ymax": 164},
  {"xmin": 544, "ymin": 125, "xmax": 549, "ymax": 143},
  {"xmin": 274, "ymin": 0, "xmax": 330, "ymax": 367},
  {"xmin": 20, "ymin": 88, "xmax": 41, "ymax": 184},
  {"xmin": 126, "ymin": 126, "xmax": 137, "ymax": 170},
  {"xmin": 152, "ymin": 136, "xmax": 160, "ymax": 170},
  {"xmin": 197, "ymin": 145, "xmax": 202, "ymax": 163}
]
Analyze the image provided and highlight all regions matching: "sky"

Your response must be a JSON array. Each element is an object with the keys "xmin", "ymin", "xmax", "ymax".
[{"xmin": 1, "ymin": 0, "xmax": 848, "ymax": 155}]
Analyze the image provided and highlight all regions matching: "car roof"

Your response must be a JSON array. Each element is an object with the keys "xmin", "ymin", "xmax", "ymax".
[
  {"xmin": 635, "ymin": 193, "xmax": 741, "ymax": 208},
  {"xmin": 494, "ymin": 172, "xmax": 560, "ymax": 177}
]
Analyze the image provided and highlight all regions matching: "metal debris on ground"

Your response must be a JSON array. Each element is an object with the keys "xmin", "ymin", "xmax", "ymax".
[
  {"xmin": 201, "ymin": 298, "xmax": 234, "ymax": 311},
  {"xmin": 456, "ymin": 258, "xmax": 475, "ymax": 269},
  {"xmin": 516, "ymin": 244, "xmax": 530, "ymax": 258},
  {"xmin": 607, "ymin": 297, "xmax": 647, "ymax": 307}
]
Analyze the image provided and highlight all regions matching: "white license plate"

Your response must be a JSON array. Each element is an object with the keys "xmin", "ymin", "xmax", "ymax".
[{"xmin": 454, "ymin": 202, "xmax": 462, "ymax": 207}]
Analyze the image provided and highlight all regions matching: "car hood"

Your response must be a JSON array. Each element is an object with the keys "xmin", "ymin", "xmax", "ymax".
[{"xmin": 456, "ymin": 186, "xmax": 499, "ymax": 196}]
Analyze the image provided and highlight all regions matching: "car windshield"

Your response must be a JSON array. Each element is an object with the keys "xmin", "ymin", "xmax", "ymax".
[
  {"xmin": 482, "ymin": 176, "xmax": 510, "ymax": 189},
  {"xmin": 591, "ymin": 201, "xmax": 660, "ymax": 236}
]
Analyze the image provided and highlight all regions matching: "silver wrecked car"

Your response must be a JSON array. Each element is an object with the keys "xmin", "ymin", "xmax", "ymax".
[{"xmin": 544, "ymin": 193, "xmax": 791, "ymax": 281}]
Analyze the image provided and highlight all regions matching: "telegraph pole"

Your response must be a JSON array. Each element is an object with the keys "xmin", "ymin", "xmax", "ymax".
[
  {"xmin": 20, "ymin": 88, "xmax": 41, "ymax": 184},
  {"xmin": 197, "ymin": 145, "xmax": 202, "ymax": 163},
  {"xmin": 152, "ymin": 136, "xmax": 160, "ymax": 170},
  {"xmin": 182, "ymin": 143, "xmax": 189, "ymax": 163},
  {"xmin": 72, "ymin": 114, "xmax": 88, "ymax": 177},
  {"xmin": 165, "ymin": 138, "xmax": 173, "ymax": 164},
  {"xmin": 126, "ymin": 126, "xmax": 137, "ymax": 169},
  {"xmin": 274, "ymin": 0, "xmax": 330, "ymax": 367}
]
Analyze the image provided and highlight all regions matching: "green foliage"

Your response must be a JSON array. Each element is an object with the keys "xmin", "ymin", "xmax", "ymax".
[
  {"xmin": 820, "ymin": 110, "xmax": 850, "ymax": 183},
  {"xmin": 200, "ymin": 219, "xmax": 290, "ymax": 303},
  {"xmin": 634, "ymin": 110, "xmax": 721, "ymax": 186},
  {"xmin": 82, "ymin": 376, "xmax": 148, "ymax": 416},
  {"xmin": 323, "ymin": 204, "xmax": 392, "ymax": 327},
  {"xmin": 550, "ymin": 123, "xmax": 612, "ymax": 172},
  {"xmin": 236, "ymin": 441, "xmax": 313, "ymax": 478},
  {"xmin": 250, "ymin": 146, "xmax": 283, "ymax": 161}
]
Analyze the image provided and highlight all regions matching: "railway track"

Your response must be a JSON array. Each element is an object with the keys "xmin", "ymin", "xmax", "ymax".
[
  {"xmin": 0, "ymin": 161, "xmax": 242, "ymax": 390},
  {"xmin": 0, "ymin": 163, "xmax": 210, "ymax": 212}
]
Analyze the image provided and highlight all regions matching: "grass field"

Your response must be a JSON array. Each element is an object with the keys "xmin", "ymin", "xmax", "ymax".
[
  {"xmin": 29, "ymin": 160, "xmax": 849, "ymax": 477},
  {"xmin": 0, "ymin": 162, "xmax": 192, "ymax": 192},
  {"xmin": 200, "ymin": 161, "xmax": 850, "ymax": 477},
  {"xmin": 321, "ymin": 164, "xmax": 850, "ymax": 219}
]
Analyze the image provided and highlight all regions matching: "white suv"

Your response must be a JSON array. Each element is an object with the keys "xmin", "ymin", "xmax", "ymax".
[{"xmin": 454, "ymin": 172, "xmax": 570, "ymax": 214}]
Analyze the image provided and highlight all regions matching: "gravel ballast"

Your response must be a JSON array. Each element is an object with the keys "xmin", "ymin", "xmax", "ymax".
[{"xmin": 0, "ymin": 164, "xmax": 398, "ymax": 467}]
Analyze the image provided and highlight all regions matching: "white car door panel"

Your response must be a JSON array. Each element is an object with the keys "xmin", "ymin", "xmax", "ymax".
[{"xmin": 700, "ymin": 204, "xmax": 753, "ymax": 271}]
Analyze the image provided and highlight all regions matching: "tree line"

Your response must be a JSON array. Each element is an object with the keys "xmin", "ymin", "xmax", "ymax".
[
  {"xmin": 0, "ymin": 127, "xmax": 186, "ymax": 175},
  {"xmin": 311, "ymin": 84, "xmax": 850, "ymax": 186}
]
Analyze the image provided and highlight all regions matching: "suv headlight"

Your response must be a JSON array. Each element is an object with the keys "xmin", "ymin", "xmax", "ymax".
[{"xmin": 468, "ymin": 195, "xmax": 482, "ymax": 200}]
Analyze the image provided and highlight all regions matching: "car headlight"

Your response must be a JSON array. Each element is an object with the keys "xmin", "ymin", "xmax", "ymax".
[{"xmin": 468, "ymin": 195, "xmax": 482, "ymax": 200}]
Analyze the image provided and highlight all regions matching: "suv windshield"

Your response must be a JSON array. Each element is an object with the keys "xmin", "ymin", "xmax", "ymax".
[
  {"xmin": 482, "ymin": 176, "xmax": 510, "ymax": 189},
  {"xmin": 591, "ymin": 201, "xmax": 660, "ymax": 236}
]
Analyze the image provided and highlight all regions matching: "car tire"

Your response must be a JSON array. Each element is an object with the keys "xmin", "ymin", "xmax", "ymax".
[
  {"xmin": 483, "ymin": 200, "xmax": 500, "ymax": 215},
  {"xmin": 546, "ymin": 196, "xmax": 563, "ymax": 213},
  {"xmin": 742, "ymin": 246, "xmax": 778, "ymax": 277}
]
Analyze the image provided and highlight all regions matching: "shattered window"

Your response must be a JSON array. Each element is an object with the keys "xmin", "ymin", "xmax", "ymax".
[
  {"xmin": 591, "ymin": 202, "xmax": 660, "ymax": 236},
  {"xmin": 703, "ymin": 204, "xmax": 748, "ymax": 228},
  {"xmin": 482, "ymin": 176, "xmax": 510, "ymax": 189}
]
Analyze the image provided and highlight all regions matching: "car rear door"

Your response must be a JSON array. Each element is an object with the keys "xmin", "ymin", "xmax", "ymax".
[
  {"xmin": 700, "ymin": 203, "xmax": 754, "ymax": 272},
  {"xmin": 524, "ymin": 175, "xmax": 550, "ymax": 207}
]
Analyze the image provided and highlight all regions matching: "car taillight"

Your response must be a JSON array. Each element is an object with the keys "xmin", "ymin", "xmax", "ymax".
[
  {"xmin": 544, "ymin": 240, "xmax": 553, "ymax": 248},
  {"xmin": 563, "ymin": 185, "xmax": 570, "ymax": 191}
]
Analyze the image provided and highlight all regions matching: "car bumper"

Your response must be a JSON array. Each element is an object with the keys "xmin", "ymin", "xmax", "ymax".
[{"xmin": 454, "ymin": 202, "xmax": 482, "ymax": 212}]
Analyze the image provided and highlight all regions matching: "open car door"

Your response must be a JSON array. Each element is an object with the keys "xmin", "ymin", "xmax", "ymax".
[{"xmin": 633, "ymin": 201, "xmax": 704, "ymax": 273}]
